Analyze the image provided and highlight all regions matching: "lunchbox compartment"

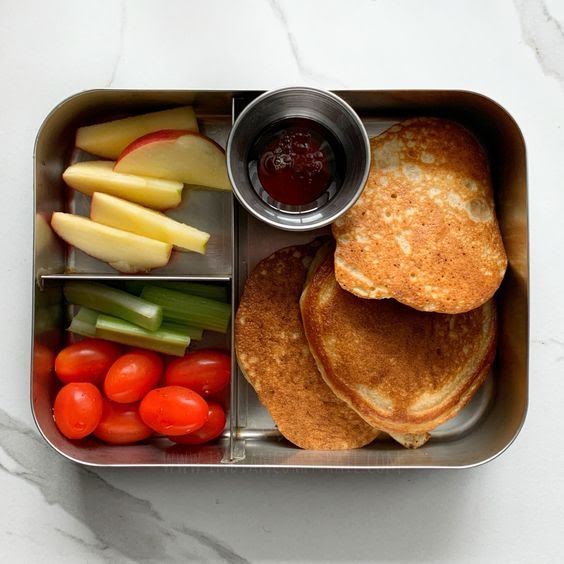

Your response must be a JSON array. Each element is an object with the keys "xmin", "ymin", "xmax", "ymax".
[
  {"xmin": 34, "ymin": 91, "xmax": 234, "ymax": 279},
  {"xmin": 33, "ymin": 277, "xmax": 232, "ymax": 466},
  {"xmin": 33, "ymin": 89, "xmax": 528, "ymax": 468}
]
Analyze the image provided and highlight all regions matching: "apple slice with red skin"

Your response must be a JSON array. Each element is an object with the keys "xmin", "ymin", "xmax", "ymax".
[
  {"xmin": 75, "ymin": 106, "xmax": 198, "ymax": 159},
  {"xmin": 114, "ymin": 130, "xmax": 231, "ymax": 191}
]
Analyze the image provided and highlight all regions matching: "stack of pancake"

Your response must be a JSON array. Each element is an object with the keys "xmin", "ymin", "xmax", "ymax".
[{"xmin": 235, "ymin": 118, "xmax": 507, "ymax": 450}]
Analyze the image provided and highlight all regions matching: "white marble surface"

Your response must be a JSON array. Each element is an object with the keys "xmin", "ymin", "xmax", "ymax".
[{"xmin": 1, "ymin": 0, "xmax": 563, "ymax": 562}]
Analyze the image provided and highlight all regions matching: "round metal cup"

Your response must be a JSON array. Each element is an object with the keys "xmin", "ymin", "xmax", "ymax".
[{"xmin": 226, "ymin": 87, "xmax": 370, "ymax": 231}]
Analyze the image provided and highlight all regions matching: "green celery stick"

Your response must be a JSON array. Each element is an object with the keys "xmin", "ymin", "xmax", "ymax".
[
  {"xmin": 155, "ymin": 281, "xmax": 228, "ymax": 302},
  {"xmin": 164, "ymin": 322, "xmax": 204, "ymax": 341},
  {"xmin": 64, "ymin": 281, "xmax": 162, "ymax": 331},
  {"xmin": 140, "ymin": 285, "xmax": 231, "ymax": 333},
  {"xmin": 67, "ymin": 307, "xmax": 99, "ymax": 338},
  {"xmin": 124, "ymin": 280, "xmax": 228, "ymax": 302},
  {"xmin": 95, "ymin": 314, "xmax": 190, "ymax": 356},
  {"xmin": 121, "ymin": 281, "xmax": 146, "ymax": 295}
]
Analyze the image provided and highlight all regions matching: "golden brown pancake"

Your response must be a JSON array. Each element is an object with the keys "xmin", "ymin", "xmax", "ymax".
[
  {"xmin": 388, "ymin": 432, "xmax": 431, "ymax": 449},
  {"xmin": 332, "ymin": 117, "xmax": 507, "ymax": 314},
  {"xmin": 234, "ymin": 240, "xmax": 379, "ymax": 450},
  {"xmin": 300, "ymin": 244, "xmax": 496, "ymax": 438}
]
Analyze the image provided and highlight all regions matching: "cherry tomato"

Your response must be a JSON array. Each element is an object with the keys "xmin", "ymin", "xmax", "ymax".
[
  {"xmin": 55, "ymin": 339, "xmax": 122, "ymax": 385},
  {"xmin": 94, "ymin": 399, "xmax": 153, "ymax": 445},
  {"xmin": 168, "ymin": 402, "xmax": 226, "ymax": 445},
  {"xmin": 164, "ymin": 350, "xmax": 230, "ymax": 397},
  {"xmin": 139, "ymin": 386, "xmax": 208, "ymax": 436},
  {"xmin": 104, "ymin": 350, "xmax": 163, "ymax": 403},
  {"xmin": 208, "ymin": 385, "xmax": 229, "ymax": 412},
  {"xmin": 53, "ymin": 383, "xmax": 103, "ymax": 439}
]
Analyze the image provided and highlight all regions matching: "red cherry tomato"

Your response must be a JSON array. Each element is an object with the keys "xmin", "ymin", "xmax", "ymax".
[
  {"xmin": 94, "ymin": 399, "xmax": 153, "ymax": 445},
  {"xmin": 104, "ymin": 350, "xmax": 163, "ymax": 403},
  {"xmin": 168, "ymin": 402, "xmax": 226, "ymax": 445},
  {"xmin": 139, "ymin": 386, "xmax": 208, "ymax": 436},
  {"xmin": 53, "ymin": 383, "xmax": 103, "ymax": 439},
  {"xmin": 207, "ymin": 385, "xmax": 229, "ymax": 412},
  {"xmin": 164, "ymin": 350, "xmax": 230, "ymax": 397},
  {"xmin": 55, "ymin": 339, "xmax": 122, "ymax": 385}
]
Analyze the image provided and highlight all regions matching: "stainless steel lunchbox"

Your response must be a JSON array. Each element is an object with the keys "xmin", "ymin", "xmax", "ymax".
[{"xmin": 33, "ymin": 89, "xmax": 528, "ymax": 468}]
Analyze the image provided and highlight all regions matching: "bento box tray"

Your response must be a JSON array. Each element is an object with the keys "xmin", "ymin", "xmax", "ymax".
[{"xmin": 32, "ymin": 89, "xmax": 528, "ymax": 468}]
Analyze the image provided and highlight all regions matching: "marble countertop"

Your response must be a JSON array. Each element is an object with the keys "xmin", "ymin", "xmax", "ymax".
[{"xmin": 1, "ymin": 0, "xmax": 563, "ymax": 562}]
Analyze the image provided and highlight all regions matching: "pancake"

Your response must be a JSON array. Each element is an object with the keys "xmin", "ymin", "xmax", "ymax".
[
  {"xmin": 332, "ymin": 117, "xmax": 507, "ymax": 314},
  {"xmin": 300, "ymin": 244, "xmax": 496, "ymax": 438},
  {"xmin": 388, "ymin": 432, "xmax": 431, "ymax": 449},
  {"xmin": 234, "ymin": 240, "xmax": 379, "ymax": 450}
]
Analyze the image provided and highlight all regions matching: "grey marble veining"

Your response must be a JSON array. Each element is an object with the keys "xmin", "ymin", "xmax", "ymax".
[
  {"xmin": 107, "ymin": 0, "xmax": 127, "ymax": 88},
  {"xmin": 0, "ymin": 408, "xmax": 248, "ymax": 563},
  {"xmin": 53, "ymin": 527, "xmax": 120, "ymax": 564},
  {"xmin": 268, "ymin": 0, "xmax": 346, "ymax": 87},
  {"xmin": 514, "ymin": 0, "xmax": 564, "ymax": 87}
]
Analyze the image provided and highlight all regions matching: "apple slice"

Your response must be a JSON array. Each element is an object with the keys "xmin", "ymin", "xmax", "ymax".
[
  {"xmin": 51, "ymin": 212, "xmax": 171, "ymax": 273},
  {"xmin": 114, "ymin": 130, "xmax": 231, "ymax": 190},
  {"xmin": 76, "ymin": 106, "xmax": 198, "ymax": 159},
  {"xmin": 90, "ymin": 192, "xmax": 210, "ymax": 254},
  {"xmin": 63, "ymin": 161, "xmax": 183, "ymax": 210}
]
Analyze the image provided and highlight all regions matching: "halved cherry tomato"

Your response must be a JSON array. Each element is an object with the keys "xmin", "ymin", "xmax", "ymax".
[
  {"xmin": 55, "ymin": 339, "xmax": 122, "ymax": 385},
  {"xmin": 139, "ymin": 385, "xmax": 208, "ymax": 436},
  {"xmin": 53, "ymin": 382, "xmax": 103, "ymax": 439},
  {"xmin": 168, "ymin": 402, "xmax": 226, "ymax": 445},
  {"xmin": 104, "ymin": 349, "xmax": 163, "ymax": 403},
  {"xmin": 164, "ymin": 350, "xmax": 230, "ymax": 397},
  {"xmin": 94, "ymin": 399, "xmax": 153, "ymax": 445}
]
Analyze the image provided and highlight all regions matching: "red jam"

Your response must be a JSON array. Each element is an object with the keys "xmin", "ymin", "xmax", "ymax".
[{"xmin": 253, "ymin": 118, "xmax": 339, "ymax": 206}]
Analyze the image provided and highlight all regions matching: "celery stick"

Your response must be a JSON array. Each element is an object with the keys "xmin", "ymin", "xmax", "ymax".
[
  {"xmin": 124, "ymin": 280, "xmax": 228, "ymax": 302},
  {"xmin": 95, "ymin": 314, "xmax": 190, "ymax": 356},
  {"xmin": 67, "ymin": 307, "xmax": 99, "ymax": 338},
  {"xmin": 121, "ymin": 281, "xmax": 145, "ymax": 295},
  {"xmin": 140, "ymin": 285, "xmax": 231, "ymax": 333},
  {"xmin": 64, "ymin": 281, "xmax": 162, "ymax": 331},
  {"xmin": 156, "ymin": 282, "xmax": 228, "ymax": 302},
  {"xmin": 164, "ymin": 322, "xmax": 204, "ymax": 341}
]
